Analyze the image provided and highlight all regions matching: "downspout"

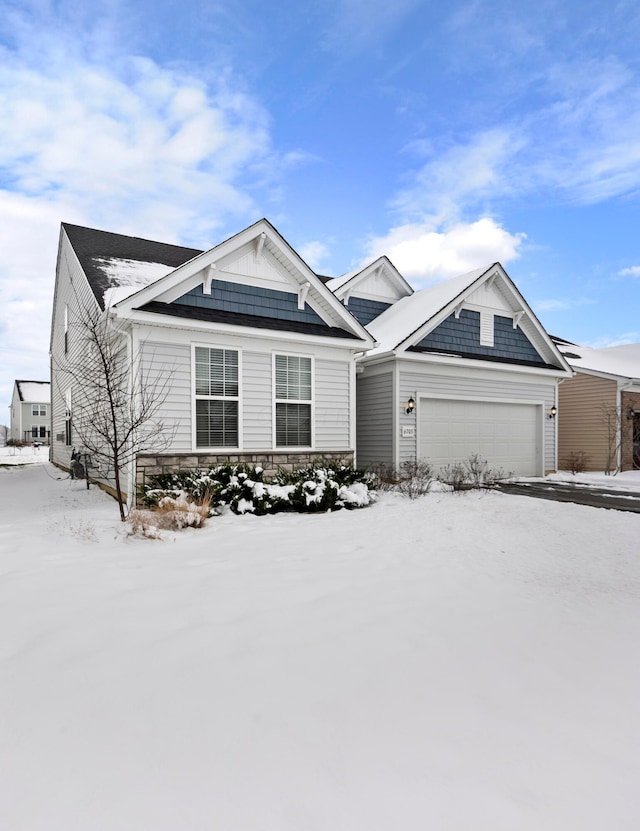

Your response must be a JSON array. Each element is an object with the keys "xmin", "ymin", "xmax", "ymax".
[
  {"xmin": 393, "ymin": 360, "xmax": 400, "ymax": 469},
  {"xmin": 554, "ymin": 377, "xmax": 565, "ymax": 474},
  {"xmin": 49, "ymin": 351, "xmax": 53, "ymax": 462},
  {"xmin": 127, "ymin": 322, "xmax": 136, "ymax": 511}
]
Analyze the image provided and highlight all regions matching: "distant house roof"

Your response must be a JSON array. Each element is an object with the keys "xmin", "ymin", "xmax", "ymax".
[
  {"xmin": 15, "ymin": 380, "xmax": 50, "ymax": 403},
  {"xmin": 62, "ymin": 223, "xmax": 203, "ymax": 310},
  {"xmin": 552, "ymin": 338, "xmax": 640, "ymax": 381}
]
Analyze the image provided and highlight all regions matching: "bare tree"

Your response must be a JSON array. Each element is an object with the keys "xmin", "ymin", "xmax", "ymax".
[
  {"xmin": 0, "ymin": 423, "xmax": 8, "ymax": 446},
  {"xmin": 599, "ymin": 403, "xmax": 631, "ymax": 476},
  {"xmin": 56, "ymin": 303, "xmax": 175, "ymax": 520}
]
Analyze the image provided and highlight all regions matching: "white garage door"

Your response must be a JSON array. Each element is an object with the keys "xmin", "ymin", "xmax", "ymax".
[{"xmin": 419, "ymin": 398, "xmax": 540, "ymax": 477}]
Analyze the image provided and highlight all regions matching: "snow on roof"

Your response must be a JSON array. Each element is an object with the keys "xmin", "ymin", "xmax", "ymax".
[
  {"xmin": 92, "ymin": 257, "xmax": 176, "ymax": 306},
  {"xmin": 556, "ymin": 341, "xmax": 640, "ymax": 380},
  {"xmin": 366, "ymin": 265, "xmax": 492, "ymax": 354},
  {"xmin": 17, "ymin": 381, "xmax": 50, "ymax": 403},
  {"xmin": 325, "ymin": 266, "xmax": 365, "ymax": 292}
]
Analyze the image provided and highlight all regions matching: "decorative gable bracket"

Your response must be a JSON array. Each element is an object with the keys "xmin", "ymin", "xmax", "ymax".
[
  {"xmin": 298, "ymin": 282, "xmax": 311, "ymax": 310},
  {"xmin": 254, "ymin": 232, "xmax": 266, "ymax": 262},
  {"xmin": 454, "ymin": 301, "xmax": 465, "ymax": 319},
  {"xmin": 513, "ymin": 310, "xmax": 524, "ymax": 329},
  {"xmin": 202, "ymin": 264, "xmax": 216, "ymax": 295}
]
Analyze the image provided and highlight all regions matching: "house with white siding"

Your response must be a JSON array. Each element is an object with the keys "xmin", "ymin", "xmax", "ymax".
[
  {"xmin": 344, "ymin": 262, "xmax": 572, "ymax": 477},
  {"xmin": 50, "ymin": 219, "xmax": 375, "ymax": 503},
  {"xmin": 10, "ymin": 380, "xmax": 51, "ymax": 444},
  {"xmin": 50, "ymin": 218, "xmax": 573, "ymax": 505}
]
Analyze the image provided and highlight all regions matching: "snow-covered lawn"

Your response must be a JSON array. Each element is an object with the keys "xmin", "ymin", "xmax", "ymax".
[{"xmin": 1, "ymin": 461, "xmax": 639, "ymax": 830}]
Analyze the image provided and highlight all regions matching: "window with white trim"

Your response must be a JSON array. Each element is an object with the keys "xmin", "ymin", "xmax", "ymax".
[
  {"xmin": 32, "ymin": 404, "xmax": 47, "ymax": 416},
  {"xmin": 274, "ymin": 354, "xmax": 312, "ymax": 447},
  {"xmin": 31, "ymin": 425, "xmax": 47, "ymax": 439},
  {"xmin": 65, "ymin": 387, "xmax": 72, "ymax": 446},
  {"xmin": 195, "ymin": 346, "xmax": 239, "ymax": 447}
]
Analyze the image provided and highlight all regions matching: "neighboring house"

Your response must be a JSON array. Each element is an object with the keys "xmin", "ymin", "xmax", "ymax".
[
  {"xmin": 348, "ymin": 263, "xmax": 572, "ymax": 476},
  {"xmin": 10, "ymin": 380, "xmax": 51, "ymax": 444},
  {"xmin": 553, "ymin": 339, "xmax": 640, "ymax": 471},
  {"xmin": 50, "ymin": 219, "xmax": 375, "ymax": 502}
]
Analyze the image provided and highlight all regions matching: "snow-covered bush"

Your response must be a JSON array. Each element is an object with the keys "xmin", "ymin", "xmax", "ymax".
[{"xmin": 140, "ymin": 462, "xmax": 375, "ymax": 516}]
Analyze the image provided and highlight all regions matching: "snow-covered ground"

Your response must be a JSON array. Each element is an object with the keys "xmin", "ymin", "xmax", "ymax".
[{"xmin": 1, "ymin": 457, "xmax": 639, "ymax": 830}]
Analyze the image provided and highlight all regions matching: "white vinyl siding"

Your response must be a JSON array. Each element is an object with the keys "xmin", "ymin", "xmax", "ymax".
[
  {"xmin": 50, "ymin": 230, "xmax": 101, "ymax": 470},
  {"xmin": 315, "ymin": 359, "xmax": 350, "ymax": 450},
  {"xmin": 140, "ymin": 339, "xmax": 353, "ymax": 455},
  {"xmin": 139, "ymin": 341, "xmax": 192, "ymax": 452},
  {"xmin": 356, "ymin": 371, "xmax": 394, "ymax": 468},
  {"xmin": 274, "ymin": 354, "xmax": 312, "ymax": 447},
  {"xmin": 242, "ymin": 351, "xmax": 272, "ymax": 450},
  {"xmin": 194, "ymin": 347, "xmax": 239, "ymax": 448}
]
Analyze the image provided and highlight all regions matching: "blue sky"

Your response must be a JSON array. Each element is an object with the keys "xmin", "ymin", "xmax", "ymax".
[{"xmin": 2, "ymin": 0, "xmax": 640, "ymax": 417}]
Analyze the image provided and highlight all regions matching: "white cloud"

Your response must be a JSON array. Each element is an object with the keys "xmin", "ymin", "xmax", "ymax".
[
  {"xmin": 618, "ymin": 266, "xmax": 640, "ymax": 278},
  {"xmin": 0, "ymin": 20, "xmax": 282, "ymax": 412},
  {"xmin": 364, "ymin": 217, "xmax": 525, "ymax": 285},
  {"xmin": 298, "ymin": 241, "xmax": 332, "ymax": 271},
  {"xmin": 0, "ymin": 54, "xmax": 275, "ymax": 246}
]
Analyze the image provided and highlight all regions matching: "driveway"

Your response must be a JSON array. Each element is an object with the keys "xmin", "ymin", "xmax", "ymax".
[{"xmin": 495, "ymin": 480, "xmax": 640, "ymax": 513}]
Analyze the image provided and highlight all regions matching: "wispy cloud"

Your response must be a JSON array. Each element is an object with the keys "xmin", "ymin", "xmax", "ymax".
[
  {"xmin": 393, "ymin": 129, "xmax": 523, "ymax": 226},
  {"xmin": 618, "ymin": 266, "xmax": 640, "ymax": 278},
  {"xmin": 584, "ymin": 333, "xmax": 640, "ymax": 349},
  {"xmin": 321, "ymin": 0, "xmax": 423, "ymax": 53},
  {"xmin": 534, "ymin": 297, "xmax": 596, "ymax": 313},
  {"xmin": 298, "ymin": 240, "xmax": 332, "ymax": 272}
]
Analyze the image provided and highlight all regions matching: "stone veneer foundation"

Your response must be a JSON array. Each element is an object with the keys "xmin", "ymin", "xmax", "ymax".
[{"xmin": 136, "ymin": 450, "xmax": 355, "ymax": 493}]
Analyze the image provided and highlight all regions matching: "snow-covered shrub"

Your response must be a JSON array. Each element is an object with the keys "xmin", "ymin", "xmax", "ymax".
[
  {"xmin": 140, "ymin": 462, "xmax": 375, "ymax": 515},
  {"xmin": 274, "ymin": 463, "xmax": 375, "ymax": 512}
]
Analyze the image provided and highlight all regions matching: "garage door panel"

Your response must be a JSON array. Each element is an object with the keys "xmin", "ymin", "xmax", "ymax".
[{"xmin": 419, "ymin": 399, "xmax": 539, "ymax": 476}]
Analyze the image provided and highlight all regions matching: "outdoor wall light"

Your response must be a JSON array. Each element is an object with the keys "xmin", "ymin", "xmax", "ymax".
[
  {"xmin": 547, "ymin": 405, "xmax": 557, "ymax": 419},
  {"xmin": 406, "ymin": 397, "xmax": 416, "ymax": 415},
  {"xmin": 628, "ymin": 408, "xmax": 636, "ymax": 420}
]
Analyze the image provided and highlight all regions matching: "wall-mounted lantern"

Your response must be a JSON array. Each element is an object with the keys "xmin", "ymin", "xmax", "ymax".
[
  {"xmin": 547, "ymin": 405, "xmax": 557, "ymax": 420},
  {"xmin": 406, "ymin": 397, "xmax": 416, "ymax": 415}
]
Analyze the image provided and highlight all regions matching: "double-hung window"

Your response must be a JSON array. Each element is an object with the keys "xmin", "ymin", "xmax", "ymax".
[
  {"xmin": 195, "ymin": 346, "xmax": 239, "ymax": 448},
  {"xmin": 274, "ymin": 354, "xmax": 312, "ymax": 447},
  {"xmin": 32, "ymin": 404, "xmax": 46, "ymax": 416}
]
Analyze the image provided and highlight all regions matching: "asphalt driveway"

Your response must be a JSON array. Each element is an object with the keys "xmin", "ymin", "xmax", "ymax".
[{"xmin": 495, "ymin": 480, "xmax": 640, "ymax": 513}]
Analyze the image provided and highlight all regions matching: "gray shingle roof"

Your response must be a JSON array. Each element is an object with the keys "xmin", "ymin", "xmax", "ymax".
[{"xmin": 62, "ymin": 223, "xmax": 203, "ymax": 310}]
